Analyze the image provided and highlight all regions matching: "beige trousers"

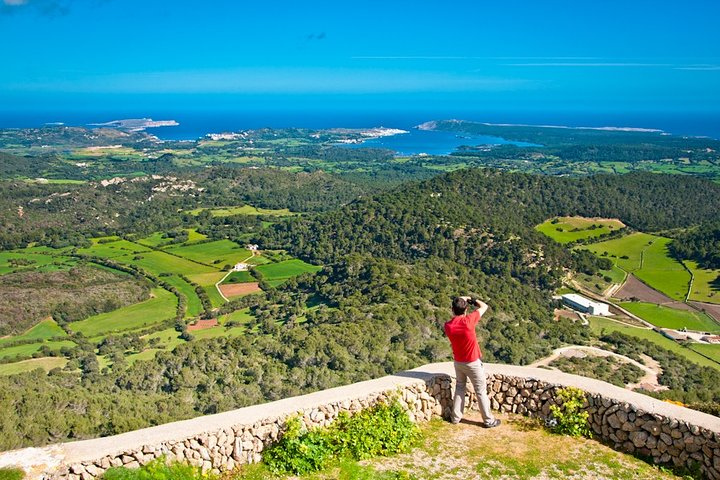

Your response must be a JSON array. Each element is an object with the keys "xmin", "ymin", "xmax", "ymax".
[{"xmin": 451, "ymin": 359, "xmax": 496, "ymax": 424}]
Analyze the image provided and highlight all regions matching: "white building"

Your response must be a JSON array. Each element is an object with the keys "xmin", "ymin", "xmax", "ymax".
[{"xmin": 561, "ymin": 293, "xmax": 611, "ymax": 316}]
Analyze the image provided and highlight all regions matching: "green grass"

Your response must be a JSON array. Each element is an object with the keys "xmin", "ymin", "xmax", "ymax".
[
  {"xmin": 223, "ymin": 270, "xmax": 254, "ymax": 283},
  {"xmin": 116, "ymin": 250, "xmax": 217, "ymax": 276},
  {"xmin": 187, "ymin": 205, "xmax": 293, "ymax": 217},
  {"xmin": 0, "ymin": 357, "xmax": 67, "ymax": 375},
  {"xmin": 166, "ymin": 240, "xmax": 251, "ymax": 267},
  {"xmin": 204, "ymin": 285, "xmax": 227, "ymax": 308},
  {"xmin": 136, "ymin": 228, "xmax": 209, "ymax": 248},
  {"xmin": 588, "ymin": 316, "xmax": 720, "ymax": 370},
  {"xmin": 582, "ymin": 233, "xmax": 690, "ymax": 301},
  {"xmin": 77, "ymin": 239, "xmax": 151, "ymax": 258},
  {"xmin": 619, "ymin": 302, "xmax": 720, "ymax": 333},
  {"xmin": 186, "ymin": 271, "xmax": 226, "ymax": 287},
  {"xmin": 536, "ymin": 216, "xmax": 625, "ymax": 244},
  {"xmin": 67, "ymin": 288, "xmax": 177, "ymax": 336},
  {"xmin": 0, "ymin": 340, "xmax": 76, "ymax": 361},
  {"xmin": 191, "ymin": 325, "xmax": 247, "ymax": 341},
  {"xmin": 688, "ymin": 343, "xmax": 720, "ymax": 363},
  {"xmin": 255, "ymin": 259, "xmax": 321, "ymax": 281},
  {"xmin": 685, "ymin": 261, "xmax": 720, "ymax": 304},
  {"xmin": 162, "ymin": 275, "xmax": 204, "ymax": 318},
  {"xmin": 143, "ymin": 328, "xmax": 185, "ymax": 351},
  {"xmin": 219, "ymin": 307, "xmax": 254, "ymax": 325},
  {"xmin": 0, "ymin": 318, "xmax": 67, "ymax": 347}
]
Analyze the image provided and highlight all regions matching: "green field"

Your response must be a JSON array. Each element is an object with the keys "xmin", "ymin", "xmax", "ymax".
[
  {"xmin": 582, "ymin": 233, "xmax": 690, "ymax": 301},
  {"xmin": 219, "ymin": 308, "xmax": 254, "ymax": 325},
  {"xmin": 255, "ymin": 259, "xmax": 321, "ymax": 281},
  {"xmin": 68, "ymin": 288, "xmax": 177, "ymax": 336},
  {"xmin": 0, "ymin": 357, "xmax": 68, "ymax": 375},
  {"xmin": 162, "ymin": 275, "xmax": 204, "ymax": 318},
  {"xmin": 0, "ymin": 340, "xmax": 76, "ymax": 361},
  {"xmin": 619, "ymin": 302, "xmax": 720, "ymax": 333},
  {"xmin": 223, "ymin": 270, "xmax": 254, "ymax": 283},
  {"xmin": 0, "ymin": 319, "xmax": 66, "ymax": 347},
  {"xmin": 187, "ymin": 205, "xmax": 293, "ymax": 217},
  {"xmin": 166, "ymin": 240, "xmax": 251, "ymax": 266},
  {"xmin": 689, "ymin": 343, "xmax": 720, "ymax": 363},
  {"xmin": 77, "ymin": 239, "xmax": 151, "ymax": 258},
  {"xmin": 589, "ymin": 316, "xmax": 720, "ymax": 370},
  {"xmin": 685, "ymin": 261, "xmax": 720, "ymax": 304},
  {"xmin": 116, "ymin": 250, "xmax": 217, "ymax": 276},
  {"xmin": 536, "ymin": 216, "xmax": 624, "ymax": 244}
]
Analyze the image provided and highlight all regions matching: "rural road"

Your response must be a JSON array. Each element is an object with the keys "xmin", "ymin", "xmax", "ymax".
[{"xmin": 529, "ymin": 345, "xmax": 667, "ymax": 392}]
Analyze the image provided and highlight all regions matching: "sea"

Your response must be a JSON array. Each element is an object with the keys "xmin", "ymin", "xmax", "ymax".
[{"xmin": 1, "ymin": 110, "xmax": 719, "ymax": 156}]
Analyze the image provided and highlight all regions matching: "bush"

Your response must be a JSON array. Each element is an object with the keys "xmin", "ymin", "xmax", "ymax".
[
  {"xmin": 0, "ymin": 468, "xmax": 24, "ymax": 480},
  {"xmin": 546, "ymin": 387, "xmax": 592, "ymax": 438},
  {"xmin": 263, "ymin": 400, "xmax": 421, "ymax": 475},
  {"xmin": 103, "ymin": 458, "xmax": 209, "ymax": 480}
]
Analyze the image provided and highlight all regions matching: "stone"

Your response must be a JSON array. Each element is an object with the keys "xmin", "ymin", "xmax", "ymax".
[{"xmin": 630, "ymin": 430, "xmax": 649, "ymax": 448}]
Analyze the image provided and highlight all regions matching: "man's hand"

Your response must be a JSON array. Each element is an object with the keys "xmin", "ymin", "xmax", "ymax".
[{"xmin": 475, "ymin": 299, "xmax": 489, "ymax": 317}]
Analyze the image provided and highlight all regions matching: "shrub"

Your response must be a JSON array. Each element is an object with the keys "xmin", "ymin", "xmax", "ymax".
[
  {"xmin": 0, "ymin": 468, "xmax": 24, "ymax": 480},
  {"xmin": 103, "ymin": 458, "xmax": 210, "ymax": 480},
  {"xmin": 263, "ymin": 400, "xmax": 421, "ymax": 475},
  {"xmin": 546, "ymin": 387, "xmax": 592, "ymax": 438}
]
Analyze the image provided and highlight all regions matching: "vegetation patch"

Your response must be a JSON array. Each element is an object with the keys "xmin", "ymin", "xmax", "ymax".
[
  {"xmin": 161, "ymin": 275, "xmax": 203, "ymax": 318},
  {"xmin": 255, "ymin": 259, "xmax": 321, "ymax": 282},
  {"xmin": 0, "ymin": 318, "xmax": 66, "ymax": 347},
  {"xmin": 187, "ymin": 205, "xmax": 293, "ymax": 217},
  {"xmin": 0, "ymin": 357, "xmax": 67, "ymax": 375},
  {"xmin": 264, "ymin": 401, "xmax": 421, "ymax": 475},
  {"xmin": 685, "ymin": 261, "xmax": 720, "ymax": 304},
  {"xmin": 619, "ymin": 301, "xmax": 720, "ymax": 333},
  {"xmin": 116, "ymin": 251, "xmax": 217, "ymax": 276}
]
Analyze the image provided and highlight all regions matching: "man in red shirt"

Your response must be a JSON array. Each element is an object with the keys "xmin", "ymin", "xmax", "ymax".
[{"xmin": 444, "ymin": 296, "xmax": 500, "ymax": 427}]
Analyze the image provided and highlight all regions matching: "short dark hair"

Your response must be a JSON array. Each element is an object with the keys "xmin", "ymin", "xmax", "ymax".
[{"xmin": 452, "ymin": 297, "xmax": 468, "ymax": 316}]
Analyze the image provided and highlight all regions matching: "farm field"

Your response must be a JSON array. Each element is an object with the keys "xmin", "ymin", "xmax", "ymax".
[
  {"xmin": 166, "ymin": 239, "xmax": 251, "ymax": 266},
  {"xmin": 186, "ymin": 271, "xmax": 226, "ymax": 287},
  {"xmin": 0, "ymin": 251, "xmax": 76, "ymax": 275},
  {"xmin": 136, "ymin": 228, "xmax": 208, "ymax": 248},
  {"xmin": 116, "ymin": 250, "xmax": 216, "ymax": 276},
  {"xmin": 187, "ymin": 205, "xmax": 293, "ymax": 217},
  {"xmin": 77, "ymin": 238, "xmax": 150, "ymax": 258},
  {"xmin": 255, "ymin": 259, "xmax": 321, "ymax": 283},
  {"xmin": 685, "ymin": 261, "xmax": 720, "ymax": 304},
  {"xmin": 67, "ymin": 288, "xmax": 177, "ymax": 336},
  {"xmin": 0, "ymin": 318, "xmax": 66, "ymax": 347},
  {"xmin": 689, "ymin": 343, "xmax": 720, "ymax": 363},
  {"xmin": 224, "ymin": 270, "xmax": 254, "ymax": 283},
  {"xmin": 536, "ymin": 216, "xmax": 625, "ymax": 244},
  {"xmin": 162, "ymin": 275, "xmax": 204, "ymax": 318},
  {"xmin": 619, "ymin": 302, "xmax": 720, "ymax": 333},
  {"xmin": 582, "ymin": 233, "xmax": 690, "ymax": 301},
  {"xmin": 0, "ymin": 357, "xmax": 68, "ymax": 375},
  {"xmin": 588, "ymin": 316, "xmax": 720, "ymax": 371},
  {"xmin": 219, "ymin": 282, "xmax": 260, "ymax": 298}
]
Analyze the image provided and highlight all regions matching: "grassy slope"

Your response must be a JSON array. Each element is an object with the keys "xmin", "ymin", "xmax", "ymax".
[
  {"xmin": 162, "ymin": 275, "xmax": 204, "ymax": 318},
  {"xmin": 536, "ymin": 216, "xmax": 624, "ymax": 244},
  {"xmin": 588, "ymin": 316, "xmax": 720, "ymax": 370},
  {"xmin": 77, "ymin": 239, "xmax": 150, "ymax": 258},
  {"xmin": 117, "ymin": 250, "xmax": 217, "ymax": 276},
  {"xmin": 688, "ymin": 343, "xmax": 720, "ymax": 363},
  {"xmin": 187, "ymin": 205, "xmax": 293, "ymax": 217},
  {"xmin": 68, "ymin": 288, "xmax": 177, "ymax": 336},
  {"xmin": 619, "ymin": 302, "xmax": 720, "ymax": 333}
]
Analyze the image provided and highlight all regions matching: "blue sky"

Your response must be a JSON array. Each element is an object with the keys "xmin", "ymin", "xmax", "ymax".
[{"xmin": 1, "ymin": 0, "xmax": 719, "ymax": 115}]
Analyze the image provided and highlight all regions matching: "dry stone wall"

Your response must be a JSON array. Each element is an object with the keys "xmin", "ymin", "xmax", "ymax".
[{"xmin": 1, "ymin": 363, "xmax": 718, "ymax": 480}]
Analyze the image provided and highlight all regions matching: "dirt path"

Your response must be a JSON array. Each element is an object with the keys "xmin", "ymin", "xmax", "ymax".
[
  {"xmin": 529, "ymin": 345, "xmax": 667, "ymax": 392},
  {"xmin": 215, "ymin": 251, "xmax": 258, "ymax": 302}
]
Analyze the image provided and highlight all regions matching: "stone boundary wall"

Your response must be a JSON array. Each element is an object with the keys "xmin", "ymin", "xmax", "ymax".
[{"xmin": 1, "ymin": 363, "xmax": 719, "ymax": 480}]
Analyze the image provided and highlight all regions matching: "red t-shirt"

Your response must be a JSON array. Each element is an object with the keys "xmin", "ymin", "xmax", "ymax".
[{"xmin": 444, "ymin": 309, "xmax": 482, "ymax": 362}]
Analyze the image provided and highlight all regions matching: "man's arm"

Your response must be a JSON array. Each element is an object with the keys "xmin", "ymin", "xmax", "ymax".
[{"xmin": 474, "ymin": 300, "xmax": 489, "ymax": 317}]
